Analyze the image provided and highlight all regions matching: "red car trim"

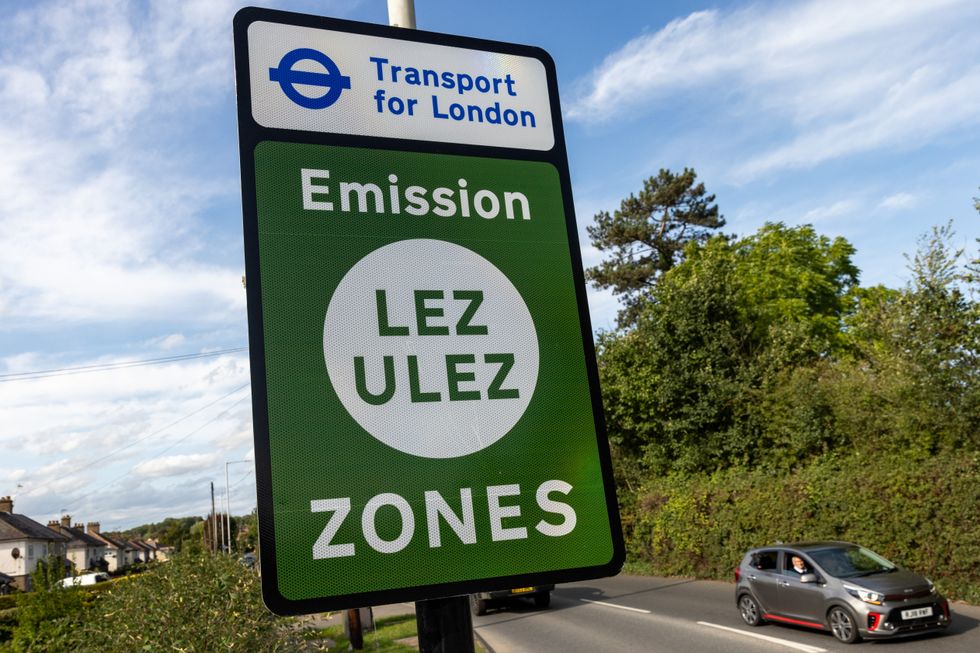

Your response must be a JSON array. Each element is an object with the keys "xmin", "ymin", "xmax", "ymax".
[
  {"xmin": 764, "ymin": 613, "xmax": 826, "ymax": 630},
  {"xmin": 868, "ymin": 612, "xmax": 882, "ymax": 631}
]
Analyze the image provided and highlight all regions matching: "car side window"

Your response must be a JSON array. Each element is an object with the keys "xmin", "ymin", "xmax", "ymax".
[
  {"xmin": 782, "ymin": 552, "xmax": 812, "ymax": 576},
  {"xmin": 751, "ymin": 550, "xmax": 778, "ymax": 571}
]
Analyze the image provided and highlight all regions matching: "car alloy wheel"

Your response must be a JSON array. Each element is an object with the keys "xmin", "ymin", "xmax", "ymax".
[
  {"xmin": 738, "ymin": 594, "xmax": 763, "ymax": 626},
  {"xmin": 829, "ymin": 606, "xmax": 860, "ymax": 644}
]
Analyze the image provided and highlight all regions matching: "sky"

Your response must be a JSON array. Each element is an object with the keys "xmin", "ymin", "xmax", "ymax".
[{"xmin": 1, "ymin": 0, "xmax": 978, "ymax": 531}]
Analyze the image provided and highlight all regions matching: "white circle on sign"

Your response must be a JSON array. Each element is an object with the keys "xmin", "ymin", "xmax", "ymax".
[{"xmin": 323, "ymin": 239, "xmax": 539, "ymax": 459}]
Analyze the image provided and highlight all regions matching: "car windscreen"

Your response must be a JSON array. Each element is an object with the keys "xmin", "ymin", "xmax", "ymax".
[{"xmin": 808, "ymin": 545, "xmax": 896, "ymax": 578}]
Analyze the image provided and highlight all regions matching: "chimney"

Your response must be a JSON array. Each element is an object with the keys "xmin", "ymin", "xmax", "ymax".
[
  {"xmin": 60, "ymin": 514, "xmax": 71, "ymax": 528},
  {"xmin": 86, "ymin": 522, "xmax": 100, "ymax": 534},
  {"xmin": 73, "ymin": 523, "xmax": 83, "ymax": 530},
  {"xmin": 0, "ymin": 496, "xmax": 11, "ymax": 513},
  {"xmin": 48, "ymin": 520, "xmax": 62, "ymax": 533}
]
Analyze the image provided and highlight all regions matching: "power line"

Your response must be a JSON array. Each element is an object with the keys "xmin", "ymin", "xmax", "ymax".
[
  {"xmin": 229, "ymin": 467, "xmax": 254, "ymax": 490},
  {"xmin": 49, "ymin": 391, "xmax": 252, "ymax": 515},
  {"xmin": 0, "ymin": 347, "xmax": 248, "ymax": 382},
  {"xmin": 23, "ymin": 383, "xmax": 251, "ymax": 500}
]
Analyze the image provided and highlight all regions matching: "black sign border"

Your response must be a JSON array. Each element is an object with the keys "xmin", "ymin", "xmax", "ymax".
[{"xmin": 234, "ymin": 5, "xmax": 624, "ymax": 616}]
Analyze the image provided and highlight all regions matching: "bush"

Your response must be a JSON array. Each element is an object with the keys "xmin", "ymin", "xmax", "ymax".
[
  {"xmin": 625, "ymin": 449, "xmax": 980, "ymax": 603},
  {"xmin": 0, "ymin": 608, "xmax": 17, "ymax": 644},
  {"xmin": 10, "ymin": 557, "xmax": 86, "ymax": 653},
  {"xmin": 76, "ymin": 553, "xmax": 315, "ymax": 652}
]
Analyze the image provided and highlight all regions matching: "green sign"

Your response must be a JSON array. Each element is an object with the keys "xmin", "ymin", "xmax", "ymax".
[{"xmin": 235, "ymin": 8, "xmax": 623, "ymax": 615}]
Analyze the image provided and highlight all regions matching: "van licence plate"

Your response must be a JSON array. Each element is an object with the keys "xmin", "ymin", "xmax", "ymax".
[{"xmin": 901, "ymin": 606, "xmax": 932, "ymax": 620}]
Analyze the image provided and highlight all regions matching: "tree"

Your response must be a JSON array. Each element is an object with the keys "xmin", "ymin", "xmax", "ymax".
[
  {"xmin": 844, "ymin": 222, "xmax": 979, "ymax": 452},
  {"xmin": 598, "ymin": 223, "xmax": 859, "ymax": 473},
  {"xmin": 587, "ymin": 168, "xmax": 725, "ymax": 326}
]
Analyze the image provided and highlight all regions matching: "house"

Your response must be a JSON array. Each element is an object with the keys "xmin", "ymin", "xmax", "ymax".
[
  {"xmin": 46, "ymin": 516, "xmax": 106, "ymax": 573},
  {"xmin": 129, "ymin": 539, "xmax": 152, "ymax": 564},
  {"xmin": 138, "ymin": 539, "xmax": 158, "ymax": 562},
  {"xmin": 0, "ymin": 496, "xmax": 70, "ymax": 591},
  {"xmin": 106, "ymin": 534, "xmax": 138, "ymax": 567},
  {"xmin": 145, "ymin": 538, "xmax": 173, "ymax": 562},
  {"xmin": 84, "ymin": 523, "xmax": 129, "ymax": 573}
]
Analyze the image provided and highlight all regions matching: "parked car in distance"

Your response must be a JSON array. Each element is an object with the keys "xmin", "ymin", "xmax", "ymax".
[
  {"xmin": 470, "ymin": 584, "xmax": 554, "ymax": 616},
  {"xmin": 735, "ymin": 542, "xmax": 950, "ymax": 643},
  {"xmin": 57, "ymin": 572, "xmax": 110, "ymax": 588}
]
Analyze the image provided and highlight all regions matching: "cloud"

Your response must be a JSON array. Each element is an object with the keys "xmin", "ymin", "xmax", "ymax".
[
  {"xmin": 0, "ymin": 0, "xmax": 244, "ymax": 331},
  {"xmin": 878, "ymin": 192, "xmax": 919, "ymax": 211},
  {"xmin": 567, "ymin": 0, "xmax": 980, "ymax": 181},
  {"xmin": 800, "ymin": 199, "xmax": 859, "ymax": 224},
  {"xmin": 133, "ymin": 453, "xmax": 221, "ymax": 478}
]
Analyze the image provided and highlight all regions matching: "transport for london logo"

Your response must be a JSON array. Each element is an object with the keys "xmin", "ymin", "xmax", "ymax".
[{"xmin": 269, "ymin": 48, "xmax": 351, "ymax": 109}]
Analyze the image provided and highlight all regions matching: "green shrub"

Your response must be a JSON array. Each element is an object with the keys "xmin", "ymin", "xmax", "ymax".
[
  {"xmin": 625, "ymin": 450, "xmax": 980, "ymax": 603},
  {"xmin": 10, "ymin": 557, "xmax": 86, "ymax": 653},
  {"xmin": 77, "ymin": 552, "xmax": 317, "ymax": 652},
  {"xmin": 0, "ymin": 608, "xmax": 17, "ymax": 644}
]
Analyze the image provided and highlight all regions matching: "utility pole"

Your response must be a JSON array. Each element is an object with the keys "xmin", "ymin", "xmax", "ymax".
[
  {"xmin": 210, "ymin": 481, "xmax": 217, "ymax": 553},
  {"xmin": 225, "ymin": 460, "xmax": 252, "ymax": 554},
  {"xmin": 384, "ymin": 2, "xmax": 473, "ymax": 649}
]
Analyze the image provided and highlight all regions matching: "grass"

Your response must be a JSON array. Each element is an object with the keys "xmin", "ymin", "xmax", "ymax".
[
  {"xmin": 305, "ymin": 614, "xmax": 419, "ymax": 653},
  {"xmin": 304, "ymin": 613, "xmax": 487, "ymax": 653}
]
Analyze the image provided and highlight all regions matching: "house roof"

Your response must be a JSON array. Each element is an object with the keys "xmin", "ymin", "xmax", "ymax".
[
  {"xmin": 88, "ymin": 531, "xmax": 128, "ymax": 550},
  {"xmin": 0, "ymin": 513, "xmax": 69, "ymax": 543},
  {"xmin": 58, "ymin": 525, "xmax": 106, "ymax": 549}
]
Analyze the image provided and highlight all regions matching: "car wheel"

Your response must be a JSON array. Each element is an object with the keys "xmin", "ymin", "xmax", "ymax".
[
  {"xmin": 828, "ymin": 606, "xmax": 861, "ymax": 644},
  {"xmin": 738, "ymin": 594, "xmax": 764, "ymax": 627},
  {"xmin": 469, "ymin": 594, "xmax": 488, "ymax": 617},
  {"xmin": 533, "ymin": 592, "xmax": 551, "ymax": 609}
]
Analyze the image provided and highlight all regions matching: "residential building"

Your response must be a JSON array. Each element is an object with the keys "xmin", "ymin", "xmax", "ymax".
[
  {"xmin": 0, "ymin": 497, "xmax": 69, "ymax": 591},
  {"xmin": 84, "ymin": 523, "xmax": 129, "ymax": 573},
  {"xmin": 47, "ymin": 516, "xmax": 106, "ymax": 573}
]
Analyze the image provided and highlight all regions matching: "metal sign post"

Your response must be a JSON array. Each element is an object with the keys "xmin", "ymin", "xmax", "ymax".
[{"xmin": 233, "ymin": 6, "xmax": 623, "ymax": 617}]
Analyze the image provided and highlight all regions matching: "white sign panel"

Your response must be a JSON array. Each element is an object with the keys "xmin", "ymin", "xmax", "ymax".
[{"xmin": 248, "ymin": 21, "xmax": 555, "ymax": 150}]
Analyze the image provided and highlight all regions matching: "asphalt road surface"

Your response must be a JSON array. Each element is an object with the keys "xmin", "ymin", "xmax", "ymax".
[{"xmin": 473, "ymin": 575, "xmax": 980, "ymax": 653}]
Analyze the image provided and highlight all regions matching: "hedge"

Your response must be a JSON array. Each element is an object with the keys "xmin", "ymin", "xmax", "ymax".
[{"xmin": 624, "ymin": 449, "xmax": 980, "ymax": 603}]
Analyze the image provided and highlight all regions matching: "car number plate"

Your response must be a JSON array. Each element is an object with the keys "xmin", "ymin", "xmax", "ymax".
[
  {"xmin": 511, "ymin": 587, "xmax": 534, "ymax": 594},
  {"xmin": 901, "ymin": 606, "xmax": 932, "ymax": 620}
]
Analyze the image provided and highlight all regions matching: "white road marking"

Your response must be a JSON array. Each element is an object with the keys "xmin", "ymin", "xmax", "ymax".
[
  {"xmin": 579, "ymin": 598, "xmax": 652, "ymax": 614},
  {"xmin": 697, "ymin": 621, "xmax": 827, "ymax": 653}
]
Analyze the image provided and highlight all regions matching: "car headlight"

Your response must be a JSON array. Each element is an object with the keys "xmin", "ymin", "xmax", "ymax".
[{"xmin": 844, "ymin": 584, "xmax": 883, "ymax": 605}]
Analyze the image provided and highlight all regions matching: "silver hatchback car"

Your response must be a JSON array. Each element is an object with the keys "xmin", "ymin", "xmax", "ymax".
[{"xmin": 735, "ymin": 542, "xmax": 951, "ymax": 643}]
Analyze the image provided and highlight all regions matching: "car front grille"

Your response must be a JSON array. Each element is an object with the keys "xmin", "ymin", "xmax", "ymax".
[{"xmin": 884, "ymin": 588, "xmax": 931, "ymax": 601}]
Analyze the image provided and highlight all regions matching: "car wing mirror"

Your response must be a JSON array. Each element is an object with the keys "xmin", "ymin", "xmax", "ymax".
[{"xmin": 800, "ymin": 573, "xmax": 818, "ymax": 583}]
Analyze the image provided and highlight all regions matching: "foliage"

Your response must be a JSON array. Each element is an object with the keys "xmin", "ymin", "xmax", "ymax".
[
  {"xmin": 587, "ymin": 168, "xmax": 724, "ymax": 326},
  {"xmin": 599, "ymin": 223, "xmax": 860, "ymax": 473},
  {"xmin": 0, "ymin": 608, "xmax": 16, "ymax": 645},
  {"xmin": 604, "ymin": 211, "xmax": 980, "ymax": 605},
  {"xmin": 122, "ymin": 516, "xmax": 201, "ymax": 552},
  {"xmin": 10, "ymin": 557, "xmax": 85, "ymax": 653},
  {"xmin": 623, "ymin": 449, "xmax": 980, "ymax": 603},
  {"xmin": 74, "ymin": 552, "xmax": 314, "ymax": 652}
]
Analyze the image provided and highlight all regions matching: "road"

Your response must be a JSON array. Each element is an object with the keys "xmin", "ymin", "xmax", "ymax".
[{"xmin": 473, "ymin": 575, "xmax": 980, "ymax": 653}]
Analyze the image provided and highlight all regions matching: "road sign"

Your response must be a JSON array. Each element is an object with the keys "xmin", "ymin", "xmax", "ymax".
[{"xmin": 234, "ymin": 7, "xmax": 623, "ymax": 615}]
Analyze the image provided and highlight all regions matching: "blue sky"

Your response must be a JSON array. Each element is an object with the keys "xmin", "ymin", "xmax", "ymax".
[{"xmin": 1, "ymin": 0, "xmax": 978, "ymax": 530}]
